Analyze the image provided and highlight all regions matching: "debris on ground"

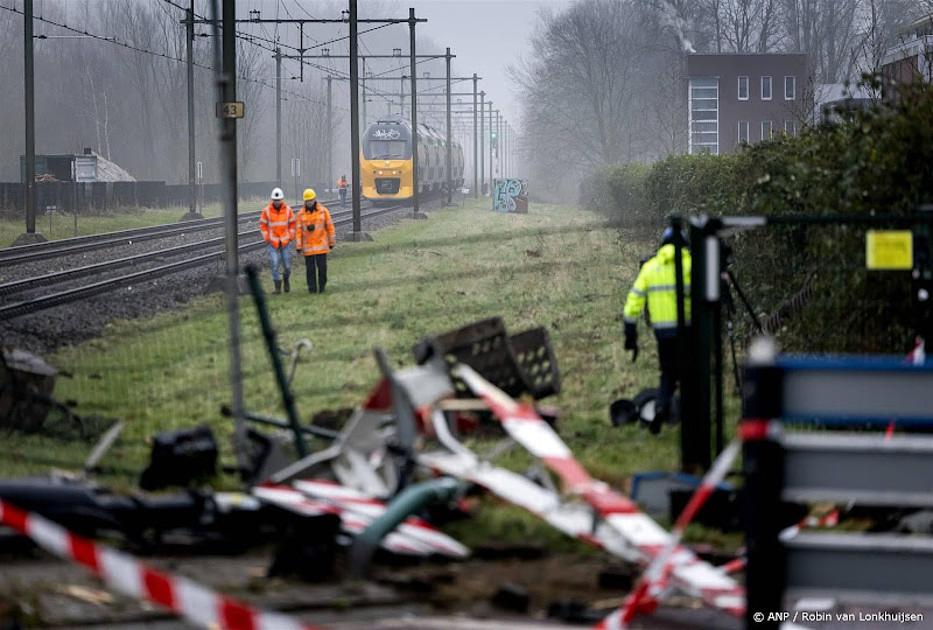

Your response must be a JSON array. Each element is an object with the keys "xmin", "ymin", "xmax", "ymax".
[{"xmin": 0, "ymin": 311, "xmax": 754, "ymax": 629}]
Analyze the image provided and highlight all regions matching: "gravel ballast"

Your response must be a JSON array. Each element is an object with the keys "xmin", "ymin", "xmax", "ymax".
[{"xmin": 1, "ymin": 200, "xmax": 442, "ymax": 355}]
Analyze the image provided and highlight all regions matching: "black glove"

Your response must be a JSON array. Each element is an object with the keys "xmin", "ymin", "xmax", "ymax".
[{"xmin": 623, "ymin": 322, "xmax": 638, "ymax": 363}]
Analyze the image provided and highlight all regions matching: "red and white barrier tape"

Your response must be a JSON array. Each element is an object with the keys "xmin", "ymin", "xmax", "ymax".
[
  {"xmin": 0, "ymin": 499, "xmax": 320, "ymax": 630},
  {"xmin": 253, "ymin": 481, "xmax": 468, "ymax": 558},
  {"xmin": 449, "ymin": 365, "xmax": 743, "ymax": 620},
  {"xmin": 780, "ymin": 508, "xmax": 841, "ymax": 542},
  {"xmin": 600, "ymin": 439, "xmax": 742, "ymax": 629}
]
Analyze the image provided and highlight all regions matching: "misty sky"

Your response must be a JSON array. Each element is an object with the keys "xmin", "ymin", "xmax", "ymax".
[
  {"xmin": 240, "ymin": 0, "xmax": 575, "ymax": 131},
  {"xmin": 400, "ymin": 1, "xmax": 574, "ymax": 125}
]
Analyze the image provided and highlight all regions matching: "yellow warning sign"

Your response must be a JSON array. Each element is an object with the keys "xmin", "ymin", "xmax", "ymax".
[{"xmin": 866, "ymin": 230, "xmax": 913, "ymax": 270}]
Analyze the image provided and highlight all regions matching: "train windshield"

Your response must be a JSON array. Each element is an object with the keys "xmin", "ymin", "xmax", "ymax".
[
  {"xmin": 367, "ymin": 140, "xmax": 408, "ymax": 159},
  {"xmin": 363, "ymin": 124, "xmax": 412, "ymax": 160}
]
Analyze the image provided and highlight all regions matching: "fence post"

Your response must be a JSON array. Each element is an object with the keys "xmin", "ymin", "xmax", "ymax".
[
  {"xmin": 244, "ymin": 265, "xmax": 310, "ymax": 459},
  {"xmin": 742, "ymin": 342, "xmax": 786, "ymax": 629}
]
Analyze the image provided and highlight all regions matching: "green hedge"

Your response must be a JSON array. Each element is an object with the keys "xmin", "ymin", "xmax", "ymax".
[
  {"xmin": 584, "ymin": 81, "xmax": 933, "ymax": 353},
  {"xmin": 580, "ymin": 163, "xmax": 651, "ymax": 225}
]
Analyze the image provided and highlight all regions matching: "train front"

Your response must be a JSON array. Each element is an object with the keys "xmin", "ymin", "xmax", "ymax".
[{"xmin": 361, "ymin": 120, "xmax": 413, "ymax": 202}]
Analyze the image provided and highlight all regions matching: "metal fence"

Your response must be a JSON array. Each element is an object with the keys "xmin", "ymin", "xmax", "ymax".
[
  {"xmin": 0, "ymin": 180, "xmax": 303, "ymax": 214},
  {"xmin": 675, "ymin": 211, "xmax": 933, "ymax": 473},
  {"xmin": 725, "ymin": 217, "xmax": 926, "ymax": 355},
  {"xmin": 3, "ymin": 212, "xmax": 624, "ymax": 488}
]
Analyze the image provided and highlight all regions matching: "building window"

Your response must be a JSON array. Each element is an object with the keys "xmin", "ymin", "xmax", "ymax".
[
  {"xmin": 761, "ymin": 76, "xmax": 772, "ymax": 100},
  {"xmin": 737, "ymin": 121, "xmax": 749, "ymax": 145},
  {"xmin": 738, "ymin": 75, "xmax": 749, "ymax": 100},
  {"xmin": 689, "ymin": 77, "xmax": 719, "ymax": 155},
  {"xmin": 785, "ymin": 76, "xmax": 796, "ymax": 100},
  {"xmin": 784, "ymin": 120, "xmax": 797, "ymax": 136},
  {"xmin": 761, "ymin": 120, "xmax": 773, "ymax": 140}
]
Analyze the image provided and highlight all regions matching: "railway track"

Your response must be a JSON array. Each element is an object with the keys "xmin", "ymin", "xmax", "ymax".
[
  {"xmin": 0, "ymin": 201, "xmax": 410, "ymax": 320},
  {"xmin": 0, "ymin": 196, "xmax": 353, "ymax": 266},
  {"xmin": 0, "ymin": 197, "xmax": 354, "ymax": 296}
]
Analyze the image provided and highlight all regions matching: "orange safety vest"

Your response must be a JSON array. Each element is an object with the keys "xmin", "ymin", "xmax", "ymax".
[
  {"xmin": 337, "ymin": 178, "xmax": 348, "ymax": 190},
  {"xmin": 296, "ymin": 203, "xmax": 335, "ymax": 256},
  {"xmin": 259, "ymin": 202, "xmax": 296, "ymax": 248}
]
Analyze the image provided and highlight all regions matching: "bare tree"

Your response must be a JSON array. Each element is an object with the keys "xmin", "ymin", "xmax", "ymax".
[
  {"xmin": 780, "ymin": 0, "xmax": 859, "ymax": 82},
  {"xmin": 851, "ymin": 0, "xmax": 925, "ymax": 80},
  {"xmin": 512, "ymin": 0, "xmax": 653, "ymax": 189},
  {"xmin": 236, "ymin": 42, "xmax": 268, "ymax": 182},
  {"xmin": 284, "ymin": 85, "xmax": 330, "ymax": 189},
  {"xmin": 705, "ymin": 0, "xmax": 783, "ymax": 52}
]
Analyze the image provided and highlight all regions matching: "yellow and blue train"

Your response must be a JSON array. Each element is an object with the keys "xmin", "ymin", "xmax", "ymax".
[{"xmin": 361, "ymin": 119, "xmax": 464, "ymax": 202}]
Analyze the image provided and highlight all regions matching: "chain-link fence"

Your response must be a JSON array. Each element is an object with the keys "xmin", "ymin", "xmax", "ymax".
[
  {"xmin": 675, "ymin": 212, "xmax": 932, "ymax": 471},
  {"xmin": 4, "ymin": 205, "xmax": 651, "ymax": 486},
  {"xmin": 725, "ymin": 216, "xmax": 929, "ymax": 356}
]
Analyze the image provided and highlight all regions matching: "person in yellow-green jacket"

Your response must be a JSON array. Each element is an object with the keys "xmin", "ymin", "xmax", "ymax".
[{"xmin": 622, "ymin": 227, "xmax": 691, "ymax": 434}]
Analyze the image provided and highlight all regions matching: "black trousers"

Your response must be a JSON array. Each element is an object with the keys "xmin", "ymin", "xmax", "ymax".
[
  {"xmin": 304, "ymin": 254, "xmax": 328, "ymax": 293},
  {"xmin": 655, "ymin": 333, "xmax": 679, "ymax": 419}
]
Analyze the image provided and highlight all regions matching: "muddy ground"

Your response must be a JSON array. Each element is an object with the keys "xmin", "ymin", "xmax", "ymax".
[{"xmin": 0, "ymin": 542, "xmax": 741, "ymax": 629}]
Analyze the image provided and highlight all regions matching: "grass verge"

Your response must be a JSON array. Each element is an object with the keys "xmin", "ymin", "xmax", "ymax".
[{"xmin": 7, "ymin": 199, "xmax": 735, "ymax": 547}]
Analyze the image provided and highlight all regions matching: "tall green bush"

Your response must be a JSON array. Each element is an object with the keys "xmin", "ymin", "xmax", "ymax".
[
  {"xmin": 585, "ymin": 82, "xmax": 932, "ymax": 353},
  {"xmin": 580, "ymin": 164, "xmax": 650, "ymax": 225}
]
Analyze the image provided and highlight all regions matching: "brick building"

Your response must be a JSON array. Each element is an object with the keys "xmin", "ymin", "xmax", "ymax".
[{"xmin": 686, "ymin": 53, "xmax": 809, "ymax": 155}]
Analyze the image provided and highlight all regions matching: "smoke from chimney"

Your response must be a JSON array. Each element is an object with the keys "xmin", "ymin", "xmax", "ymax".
[{"xmin": 658, "ymin": 0, "xmax": 696, "ymax": 54}]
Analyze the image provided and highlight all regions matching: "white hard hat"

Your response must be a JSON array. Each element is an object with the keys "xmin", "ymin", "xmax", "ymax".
[{"xmin": 270, "ymin": 187, "xmax": 285, "ymax": 200}]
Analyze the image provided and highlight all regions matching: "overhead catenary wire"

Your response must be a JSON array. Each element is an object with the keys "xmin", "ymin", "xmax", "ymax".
[
  {"xmin": 129, "ymin": 1, "xmax": 479, "ymax": 118},
  {"xmin": 0, "ymin": 2, "xmax": 336, "ymax": 109},
  {"xmin": 12, "ymin": 1, "xmax": 505, "ymax": 172}
]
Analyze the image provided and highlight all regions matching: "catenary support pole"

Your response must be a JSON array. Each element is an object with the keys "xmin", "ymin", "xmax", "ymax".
[
  {"xmin": 275, "ymin": 46, "xmax": 282, "ymax": 191},
  {"xmin": 326, "ymin": 76, "xmax": 332, "ymax": 190},
  {"xmin": 22, "ymin": 0, "xmax": 39, "ymax": 241},
  {"xmin": 504, "ymin": 123, "xmax": 509, "ymax": 177},
  {"xmin": 361, "ymin": 55, "xmax": 366, "ymax": 130},
  {"xmin": 479, "ymin": 91, "xmax": 484, "ymax": 196},
  {"xmin": 508, "ymin": 124, "xmax": 512, "ymax": 177},
  {"xmin": 472, "ymin": 73, "xmax": 478, "ymax": 198},
  {"xmin": 510, "ymin": 123, "xmax": 514, "ymax": 177},
  {"xmin": 408, "ymin": 8, "xmax": 421, "ymax": 218},
  {"xmin": 487, "ymin": 102, "xmax": 493, "ymax": 194},
  {"xmin": 505, "ymin": 123, "xmax": 509, "ymax": 177},
  {"xmin": 399, "ymin": 75, "xmax": 405, "ymax": 118},
  {"xmin": 506, "ymin": 123, "xmax": 510, "ymax": 177},
  {"xmin": 213, "ymin": 0, "xmax": 246, "ymax": 474},
  {"xmin": 445, "ymin": 47, "xmax": 452, "ymax": 206},
  {"xmin": 501, "ymin": 123, "xmax": 506, "ymax": 178},
  {"xmin": 349, "ymin": 0, "xmax": 362, "ymax": 234},
  {"xmin": 185, "ymin": 0, "xmax": 198, "ymax": 218},
  {"xmin": 496, "ymin": 109, "xmax": 502, "ymax": 178}
]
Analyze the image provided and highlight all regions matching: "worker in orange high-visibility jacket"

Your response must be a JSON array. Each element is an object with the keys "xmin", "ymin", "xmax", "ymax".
[
  {"xmin": 336, "ymin": 175, "xmax": 349, "ymax": 208},
  {"xmin": 295, "ymin": 188, "xmax": 335, "ymax": 294},
  {"xmin": 259, "ymin": 187, "xmax": 296, "ymax": 294}
]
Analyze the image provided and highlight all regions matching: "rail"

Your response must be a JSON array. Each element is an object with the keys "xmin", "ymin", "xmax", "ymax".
[
  {"xmin": 0, "ymin": 196, "xmax": 344, "ymax": 265},
  {"xmin": 0, "ymin": 201, "xmax": 407, "ymax": 319}
]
